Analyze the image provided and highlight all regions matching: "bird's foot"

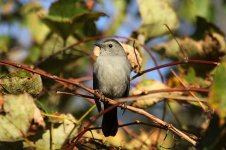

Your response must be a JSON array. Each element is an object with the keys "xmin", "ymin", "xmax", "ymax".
[
  {"xmin": 94, "ymin": 90, "xmax": 106, "ymax": 102},
  {"xmin": 121, "ymin": 103, "xmax": 127, "ymax": 115}
]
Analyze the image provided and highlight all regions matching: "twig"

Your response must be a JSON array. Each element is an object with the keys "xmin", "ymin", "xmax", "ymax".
[
  {"xmin": 164, "ymin": 24, "xmax": 188, "ymax": 61},
  {"xmin": 132, "ymin": 40, "xmax": 142, "ymax": 73},
  {"xmin": 131, "ymin": 59, "xmax": 219, "ymax": 80},
  {"xmin": 166, "ymin": 102, "xmax": 183, "ymax": 127},
  {"xmin": 170, "ymin": 69, "xmax": 207, "ymax": 111},
  {"xmin": 56, "ymin": 90, "xmax": 95, "ymax": 105},
  {"xmin": 117, "ymin": 94, "xmax": 207, "ymax": 103},
  {"xmin": 56, "ymin": 91, "xmax": 94, "ymax": 100},
  {"xmin": 78, "ymin": 105, "xmax": 96, "ymax": 123}
]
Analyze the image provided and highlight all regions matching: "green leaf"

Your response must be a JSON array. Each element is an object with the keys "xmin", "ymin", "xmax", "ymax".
[
  {"xmin": 21, "ymin": 2, "xmax": 49, "ymax": 44},
  {"xmin": 137, "ymin": 0, "xmax": 179, "ymax": 39},
  {"xmin": 41, "ymin": 0, "xmax": 105, "ymax": 40},
  {"xmin": 34, "ymin": 114, "xmax": 78, "ymax": 150},
  {"xmin": 38, "ymin": 34, "xmax": 88, "ymax": 77},
  {"xmin": 0, "ymin": 36, "xmax": 11, "ymax": 53},
  {"xmin": 179, "ymin": 0, "xmax": 212, "ymax": 22},
  {"xmin": 28, "ymin": 46, "xmax": 41, "ymax": 63},
  {"xmin": 209, "ymin": 63, "xmax": 226, "ymax": 119},
  {"xmin": 0, "ymin": 93, "xmax": 42, "ymax": 141},
  {"xmin": 16, "ymin": 70, "xmax": 31, "ymax": 78},
  {"xmin": 184, "ymin": 67, "xmax": 196, "ymax": 84},
  {"xmin": 152, "ymin": 37, "xmax": 202, "ymax": 60},
  {"xmin": 0, "ymin": 71, "xmax": 43, "ymax": 95},
  {"xmin": 130, "ymin": 80, "xmax": 182, "ymax": 109}
]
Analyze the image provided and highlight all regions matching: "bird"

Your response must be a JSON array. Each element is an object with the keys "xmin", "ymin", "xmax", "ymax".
[{"xmin": 93, "ymin": 39, "xmax": 131, "ymax": 137}]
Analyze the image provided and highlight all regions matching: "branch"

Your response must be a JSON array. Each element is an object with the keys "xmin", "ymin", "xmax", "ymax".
[
  {"xmin": 0, "ymin": 59, "xmax": 198, "ymax": 146},
  {"xmin": 131, "ymin": 59, "xmax": 219, "ymax": 80}
]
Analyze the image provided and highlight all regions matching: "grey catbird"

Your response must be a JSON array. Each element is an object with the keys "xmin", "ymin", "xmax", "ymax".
[{"xmin": 93, "ymin": 39, "xmax": 131, "ymax": 137}]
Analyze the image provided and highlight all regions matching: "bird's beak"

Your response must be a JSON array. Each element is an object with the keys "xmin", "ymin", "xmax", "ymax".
[{"xmin": 94, "ymin": 43, "xmax": 102, "ymax": 48}]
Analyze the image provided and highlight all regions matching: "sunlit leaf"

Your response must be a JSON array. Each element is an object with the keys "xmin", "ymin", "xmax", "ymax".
[
  {"xmin": 209, "ymin": 63, "xmax": 226, "ymax": 120},
  {"xmin": 0, "ymin": 71, "xmax": 43, "ymax": 95},
  {"xmin": 130, "ymin": 80, "xmax": 182, "ymax": 108},
  {"xmin": 21, "ymin": 2, "xmax": 49, "ymax": 44},
  {"xmin": 137, "ymin": 0, "xmax": 179, "ymax": 39},
  {"xmin": 34, "ymin": 114, "xmax": 77, "ymax": 150},
  {"xmin": 152, "ymin": 32, "xmax": 226, "ymax": 61},
  {"xmin": 184, "ymin": 67, "xmax": 196, "ymax": 84},
  {"xmin": 125, "ymin": 129, "xmax": 174, "ymax": 149},
  {"xmin": 0, "ymin": 93, "xmax": 44, "ymax": 141},
  {"xmin": 27, "ymin": 46, "xmax": 41, "ymax": 63},
  {"xmin": 179, "ymin": 0, "xmax": 212, "ymax": 22}
]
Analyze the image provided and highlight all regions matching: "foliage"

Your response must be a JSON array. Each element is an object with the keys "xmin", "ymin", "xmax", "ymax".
[{"xmin": 0, "ymin": 0, "xmax": 226, "ymax": 149}]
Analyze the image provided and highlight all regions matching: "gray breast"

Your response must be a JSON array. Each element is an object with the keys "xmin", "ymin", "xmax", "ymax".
[{"xmin": 94, "ymin": 56, "xmax": 131, "ymax": 99}]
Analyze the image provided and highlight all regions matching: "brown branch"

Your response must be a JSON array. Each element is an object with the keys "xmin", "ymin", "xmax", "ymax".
[
  {"xmin": 142, "ymin": 87, "xmax": 209, "ymax": 94},
  {"xmin": 56, "ymin": 91, "xmax": 95, "ymax": 100},
  {"xmin": 69, "ymin": 76, "xmax": 92, "ymax": 83},
  {"xmin": 131, "ymin": 59, "xmax": 219, "ymax": 80},
  {"xmin": 117, "ymin": 94, "xmax": 207, "ymax": 103},
  {"xmin": 0, "ymin": 59, "xmax": 198, "ymax": 146}
]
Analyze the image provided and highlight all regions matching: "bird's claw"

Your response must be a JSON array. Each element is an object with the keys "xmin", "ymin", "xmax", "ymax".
[
  {"xmin": 94, "ymin": 89, "xmax": 106, "ymax": 102},
  {"xmin": 121, "ymin": 103, "xmax": 127, "ymax": 115}
]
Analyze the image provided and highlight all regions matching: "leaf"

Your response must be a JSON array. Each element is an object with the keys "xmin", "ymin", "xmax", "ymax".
[
  {"xmin": 21, "ymin": 2, "xmax": 49, "ymax": 44},
  {"xmin": 0, "ymin": 93, "xmax": 44, "ymax": 141},
  {"xmin": 40, "ymin": 0, "xmax": 105, "ymax": 40},
  {"xmin": 0, "ymin": 36, "xmax": 11, "ymax": 53},
  {"xmin": 193, "ymin": 17, "xmax": 225, "ymax": 39},
  {"xmin": 27, "ymin": 46, "xmax": 41, "ymax": 63},
  {"xmin": 209, "ymin": 63, "xmax": 226, "ymax": 120},
  {"xmin": 130, "ymin": 80, "xmax": 182, "ymax": 109},
  {"xmin": 179, "ymin": 0, "xmax": 212, "ymax": 22},
  {"xmin": 137, "ymin": 0, "xmax": 179, "ymax": 39},
  {"xmin": 184, "ymin": 67, "xmax": 196, "ymax": 84},
  {"xmin": 0, "ymin": 71, "xmax": 43, "ymax": 95},
  {"xmin": 152, "ymin": 32, "xmax": 226, "ymax": 61},
  {"xmin": 33, "ymin": 114, "xmax": 77, "ymax": 150},
  {"xmin": 125, "ymin": 129, "xmax": 174, "ymax": 149},
  {"xmin": 16, "ymin": 70, "xmax": 31, "ymax": 78}
]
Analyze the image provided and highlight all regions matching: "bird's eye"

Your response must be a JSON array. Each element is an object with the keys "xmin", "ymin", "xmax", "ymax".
[{"xmin": 108, "ymin": 44, "xmax": 113, "ymax": 48}]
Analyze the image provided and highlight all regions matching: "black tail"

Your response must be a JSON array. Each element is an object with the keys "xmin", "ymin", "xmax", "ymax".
[{"xmin": 102, "ymin": 103, "xmax": 118, "ymax": 137}]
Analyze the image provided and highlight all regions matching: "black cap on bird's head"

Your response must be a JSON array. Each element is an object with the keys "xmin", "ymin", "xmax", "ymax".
[{"xmin": 94, "ymin": 39, "xmax": 126, "ymax": 56}]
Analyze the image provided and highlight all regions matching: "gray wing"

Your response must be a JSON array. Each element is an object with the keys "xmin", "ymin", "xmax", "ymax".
[{"xmin": 93, "ymin": 72, "xmax": 102, "ymax": 112}]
